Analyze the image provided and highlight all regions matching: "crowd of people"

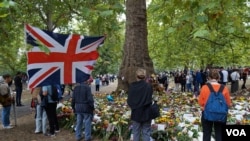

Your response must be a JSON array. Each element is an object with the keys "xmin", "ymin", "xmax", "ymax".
[
  {"xmin": 127, "ymin": 67, "xmax": 247, "ymax": 141},
  {"xmin": 0, "ymin": 67, "xmax": 249, "ymax": 141},
  {"xmin": 93, "ymin": 74, "xmax": 116, "ymax": 92},
  {"xmin": 156, "ymin": 67, "xmax": 249, "ymax": 96},
  {"xmin": 0, "ymin": 71, "xmax": 117, "ymax": 140}
]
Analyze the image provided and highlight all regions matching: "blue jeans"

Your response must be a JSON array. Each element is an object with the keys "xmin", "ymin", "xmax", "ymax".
[
  {"xmin": 35, "ymin": 104, "xmax": 47, "ymax": 134},
  {"xmin": 75, "ymin": 113, "xmax": 92, "ymax": 141},
  {"xmin": 132, "ymin": 120, "xmax": 151, "ymax": 141},
  {"xmin": 186, "ymin": 83, "xmax": 192, "ymax": 92},
  {"xmin": 2, "ymin": 105, "xmax": 11, "ymax": 127}
]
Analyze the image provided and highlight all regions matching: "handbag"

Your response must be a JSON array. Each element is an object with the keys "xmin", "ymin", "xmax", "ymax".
[
  {"xmin": 150, "ymin": 101, "xmax": 160, "ymax": 119},
  {"xmin": 40, "ymin": 95, "xmax": 48, "ymax": 108}
]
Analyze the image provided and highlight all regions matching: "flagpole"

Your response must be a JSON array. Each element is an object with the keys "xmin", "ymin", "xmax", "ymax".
[{"xmin": 24, "ymin": 24, "xmax": 30, "ymax": 91}]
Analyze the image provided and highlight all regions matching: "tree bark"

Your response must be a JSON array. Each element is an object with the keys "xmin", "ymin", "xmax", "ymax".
[{"xmin": 117, "ymin": 0, "xmax": 154, "ymax": 91}]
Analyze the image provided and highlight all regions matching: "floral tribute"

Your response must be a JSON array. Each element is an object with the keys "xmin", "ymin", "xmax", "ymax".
[{"xmin": 57, "ymin": 87, "xmax": 250, "ymax": 141}]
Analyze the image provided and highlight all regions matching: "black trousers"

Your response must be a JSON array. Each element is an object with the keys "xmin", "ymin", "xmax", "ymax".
[
  {"xmin": 181, "ymin": 83, "xmax": 186, "ymax": 92},
  {"xmin": 201, "ymin": 112, "xmax": 226, "ymax": 141},
  {"xmin": 242, "ymin": 79, "xmax": 246, "ymax": 89},
  {"xmin": 45, "ymin": 102, "xmax": 59, "ymax": 134},
  {"xmin": 15, "ymin": 86, "xmax": 22, "ymax": 105},
  {"xmin": 95, "ymin": 84, "xmax": 100, "ymax": 91}
]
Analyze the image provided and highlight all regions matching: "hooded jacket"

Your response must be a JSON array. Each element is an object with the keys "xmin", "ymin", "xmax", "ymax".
[{"xmin": 127, "ymin": 80, "xmax": 153, "ymax": 122}]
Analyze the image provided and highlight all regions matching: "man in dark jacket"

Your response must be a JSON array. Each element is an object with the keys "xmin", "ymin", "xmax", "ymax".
[
  {"xmin": 127, "ymin": 68, "xmax": 153, "ymax": 141},
  {"xmin": 14, "ymin": 71, "xmax": 23, "ymax": 106},
  {"xmin": 72, "ymin": 80, "xmax": 94, "ymax": 141}
]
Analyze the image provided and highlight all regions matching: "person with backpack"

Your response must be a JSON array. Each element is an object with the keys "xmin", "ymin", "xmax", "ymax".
[
  {"xmin": 41, "ymin": 84, "xmax": 60, "ymax": 137},
  {"xmin": 198, "ymin": 69, "xmax": 232, "ymax": 141},
  {"xmin": 0, "ymin": 74, "xmax": 15, "ymax": 129}
]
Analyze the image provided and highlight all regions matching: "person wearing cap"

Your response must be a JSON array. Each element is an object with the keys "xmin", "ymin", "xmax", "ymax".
[{"xmin": 127, "ymin": 68, "xmax": 153, "ymax": 141}]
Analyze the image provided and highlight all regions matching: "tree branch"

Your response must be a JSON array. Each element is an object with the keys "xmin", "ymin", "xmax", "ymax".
[
  {"xmin": 37, "ymin": 7, "xmax": 47, "ymax": 24},
  {"xmin": 64, "ymin": 1, "xmax": 81, "ymax": 16},
  {"xmin": 196, "ymin": 36, "xmax": 225, "ymax": 46},
  {"xmin": 232, "ymin": 34, "xmax": 248, "ymax": 39}
]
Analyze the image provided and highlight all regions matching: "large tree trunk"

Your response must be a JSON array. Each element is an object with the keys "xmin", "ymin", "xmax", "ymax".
[{"xmin": 117, "ymin": 0, "xmax": 154, "ymax": 91}]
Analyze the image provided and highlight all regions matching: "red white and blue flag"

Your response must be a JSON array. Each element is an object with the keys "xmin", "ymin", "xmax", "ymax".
[{"xmin": 25, "ymin": 24, "xmax": 105, "ymax": 89}]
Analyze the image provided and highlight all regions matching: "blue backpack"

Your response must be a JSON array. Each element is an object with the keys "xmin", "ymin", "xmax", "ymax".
[{"xmin": 204, "ymin": 83, "xmax": 228, "ymax": 122}]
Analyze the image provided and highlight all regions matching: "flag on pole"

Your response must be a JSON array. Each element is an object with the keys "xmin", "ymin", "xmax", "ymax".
[{"xmin": 25, "ymin": 24, "xmax": 105, "ymax": 89}]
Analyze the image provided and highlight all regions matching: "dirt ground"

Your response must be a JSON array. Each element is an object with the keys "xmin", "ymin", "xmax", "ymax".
[{"xmin": 0, "ymin": 79, "xmax": 249, "ymax": 141}]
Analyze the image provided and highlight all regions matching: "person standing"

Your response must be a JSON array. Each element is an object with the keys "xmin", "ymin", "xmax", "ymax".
[
  {"xmin": 180, "ymin": 71, "xmax": 186, "ymax": 92},
  {"xmin": 42, "ymin": 85, "xmax": 60, "ymax": 137},
  {"xmin": 230, "ymin": 68, "xmax": 240, "ymax": 94},
  {"xmin": 14, "ymin": 71, "xmax": 23, "ymax": 106},
  {"xmin": 198, "ymin": 69, "xmax": 232, "ymax": 141},
  {"xmin": 241, "ymin": 68, "xmax": 248, "ymax": 89},
  {"xmin": 221, "ymin": 67, "xmax": 228, "ymax": 85},
  {"xmin": 95, "ymin": 77, "xmax": 101, "ymax": 92},
  {"xmin": 0, "ymin": 74, "xmax": 14, "ymax": 129},
  {"xmin": 174, "ymin": 72, "xmax": 181, "ymax": 92},
  {"xmin": 32, "ymin": 87, "xmax": 47, "ymax": 135},
  {"xmin": 72, "ymin": 80, "xmax": 95, "ymax": 141},
  {"xmin": 186, "ymin": 72, "xmax": 193, "ymax": 92},
  {"xmin": 218, "ymin": 67, "xmax": 224, "ymax": 84},
  {"xmin": 127, "ymin": 68, "xmax": 153, "ymax": 141}
]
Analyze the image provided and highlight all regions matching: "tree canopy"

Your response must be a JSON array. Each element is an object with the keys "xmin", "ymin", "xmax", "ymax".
[{"xmin": 0, "ymin": 0, "xmax": 250, "ymax": 76}]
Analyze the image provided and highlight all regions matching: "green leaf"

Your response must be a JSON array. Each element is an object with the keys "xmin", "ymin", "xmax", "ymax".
[
  {"xmin": 0, "ymin": 0, "xmax": 15, "ymax": 8},
  {"xmin": 112, "ymin": 2, "xmax": 124, "ymax": 12},
  {"xmin": 0, "ymin": 13, "xmax": 9, "ymax": 18},
  {"xmin": 193, "ymin": 29, "xmax": 209, "ymax": 38},
  {"xmin": 81, "ymin": 7, "xmax": 91, "ymax": 17},
  {"xmin": 196, "ymin": 15, "xmax": 208, "ymax": 23},
  {"xmin": 227, "ymin": 27, "xmax": 235, "ymax": 33},
  {"xmin": 34, "ymin": 41, "xmax": 50, "ymax": 54},
  {"xmin": 206, "ymin": 2, "xmax": 217, "ymax": 9},
  {"xmin": 166, "ymin": 27, "xmax": 176, "ymax": 34},
  {"xmin": 95, "ymin": 3, "xmax": 110, "ymax": 10},
  {"xmin": 99, "ymin": 10, "xmax": 113, "ymax": 17}
]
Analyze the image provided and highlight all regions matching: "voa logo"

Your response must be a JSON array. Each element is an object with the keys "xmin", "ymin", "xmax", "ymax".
[{"xmin": 226, "ymin": 129, "xmax": 246, "ymax": 136}]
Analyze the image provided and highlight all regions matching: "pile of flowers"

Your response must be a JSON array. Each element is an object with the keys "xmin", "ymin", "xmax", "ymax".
[
  {"xmin": 56, "ymin": 88, "xmax": 250, "ymax": 141},
  {"xmin": 91, "ymin": 93, "xmax": 131, "ymax": 140},
  {"xmin": 56, "ymin": 100, "xmax": 75, "ymax": 130}
]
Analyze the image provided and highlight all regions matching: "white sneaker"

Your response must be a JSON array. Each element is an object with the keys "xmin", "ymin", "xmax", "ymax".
[
  {"xmin": 55, "ymin": 130, "xmax": 60, "ymax": 133},
  {"xmin": 3, "ymin": 125, "xmax": 13, "ymax": 129}
]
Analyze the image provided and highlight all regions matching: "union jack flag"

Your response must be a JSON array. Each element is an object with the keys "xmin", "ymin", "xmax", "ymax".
[{"xmin": 25, "ymin": 24, "xmax": 105, "ymax": 89}]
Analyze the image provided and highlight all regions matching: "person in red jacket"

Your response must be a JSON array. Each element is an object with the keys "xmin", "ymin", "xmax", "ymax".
[{"xmin": 198, "ymin": 69, "xmax": 232, "ymax": 141}]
